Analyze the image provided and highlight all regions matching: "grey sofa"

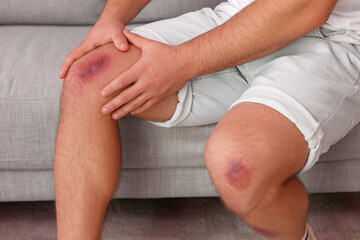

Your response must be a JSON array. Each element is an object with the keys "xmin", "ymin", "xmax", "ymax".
[{"xmin": 1, "ymin": 0, "xmax": 360, "ymax": 202}]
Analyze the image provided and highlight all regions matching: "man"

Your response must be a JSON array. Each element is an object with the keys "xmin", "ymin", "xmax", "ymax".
[{"xmin": 54, "ymin": 0, "xmax": 360, "ymax": 239}]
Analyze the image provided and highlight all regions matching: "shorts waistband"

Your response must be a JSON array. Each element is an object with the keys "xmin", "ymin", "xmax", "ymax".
[{"xmin": 307, "ymin": 28, "xmax": 360, "ymax": 45}]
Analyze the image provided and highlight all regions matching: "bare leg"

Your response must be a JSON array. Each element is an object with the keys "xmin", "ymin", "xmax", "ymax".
[
  {"xmin": 54, "ymin": 43, "xmax": 178, "ymax": 240},
  {"xmin": 204, "ymin": 103, "xmax": 309, "ymax": 240}
]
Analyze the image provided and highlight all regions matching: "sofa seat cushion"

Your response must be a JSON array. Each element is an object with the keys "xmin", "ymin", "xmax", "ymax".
[
  {"xmin": 0, "ymin": 25, "xmax": 213, "ymax": 170},
  {"xmin": 0, "ymin": 25, "xmax": 360, "ymax": 171},
  {"xmin": 0, "ymin": 0, "xmax": 224, "ymax": 25}
]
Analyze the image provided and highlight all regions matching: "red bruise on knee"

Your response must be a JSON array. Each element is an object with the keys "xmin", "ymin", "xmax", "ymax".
[{"xmin": 225, "ymin": 160, "xmax": 252, "ymax": 190}]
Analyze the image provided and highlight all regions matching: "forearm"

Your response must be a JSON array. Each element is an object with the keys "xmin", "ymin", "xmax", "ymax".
[
  {"xmin": 178, "ymin": 0, "xmax": 337, "ymax": 78},
  {"xmin": 99, "ymin": 0, "xmax": 151, "ymax": 25}
]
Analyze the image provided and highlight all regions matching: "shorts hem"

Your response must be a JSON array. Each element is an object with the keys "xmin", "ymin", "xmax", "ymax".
[
  {"xmin": 148, "ymin": 82, "xmax": 193, "ymax": 128},
  {"xmin": 230, "ymin": 86, "xmax": 324, "ymax": 173}
]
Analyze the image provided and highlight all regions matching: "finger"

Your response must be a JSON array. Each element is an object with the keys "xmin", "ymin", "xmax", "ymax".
[
  {"xmin": 59, "ymin": 42, "xmax": 97, "ymax": 78},
  {"xmin": 111, "ymin": 93, "xmax": 150, "ymax": 120},
  {"xmin": 101, "ymin": 84, "xmax": 143, "ymax": 115},
  {"xmin": 123, "ymin": 29, "xmax": 148, "ymax": 49},
  {"xmin": 101, "ymin": 70, "xmax": 137, "ymax": 97},
  {"xmin": 113, "ymin": 32, "xmax": 129, "ymax": 52},
  {"xmin": 131, "ymin": 98, "xmax": 161, "ymax": 116}
]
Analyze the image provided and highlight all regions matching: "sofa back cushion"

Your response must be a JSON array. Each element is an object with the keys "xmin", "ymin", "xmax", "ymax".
[{"xmin": 0, "ymin": 0, "xmax": 224, "ymax": 25}]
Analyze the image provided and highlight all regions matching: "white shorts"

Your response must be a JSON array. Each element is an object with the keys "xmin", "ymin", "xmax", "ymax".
[{"xmin": 131, "ymin": 8, "xmax": 360, "ymax": 173}]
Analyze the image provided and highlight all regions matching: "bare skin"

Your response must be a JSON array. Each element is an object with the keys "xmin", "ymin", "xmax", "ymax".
[
  {"xmin": 55, "ymin": 0, "xmax": 339, "ymax": 239},
  {"xmin": 54, "ymin": 44, "xmax": 177, "ymax": 240},
  {"xmin": 204, "ymin": 103, "xmax": 309, "ymax": 239},
  {"xmin": 56, "ymin": 53, "xmax": 309, "ymax": 239},
  {"xmin": 97, "ymin": 0, "xmax": 338, "ymax": 119},
  {"xmin": 59, "ymin": 0, "xmax": 151, "ymax": 78}
]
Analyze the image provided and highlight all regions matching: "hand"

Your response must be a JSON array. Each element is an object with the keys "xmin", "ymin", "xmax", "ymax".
[
  {"xmin": 101, "ymin": 29, "xmax": 192, "ymax": 120},
  {"xmin": 59, "ymin": 18, "xmax": 129, "ymax": 79}
]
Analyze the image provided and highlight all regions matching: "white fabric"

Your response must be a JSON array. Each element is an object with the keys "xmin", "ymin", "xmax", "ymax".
[
  {"xmin": 301, "ymin": 229, "xmax": 309, "ymax": 240},
  {"xmin": 215, "ymin": 0, "xmax": 360, "ymax": 35},
  {"xmin": 131, "ymin": 7, "xmax": 360, "ymax": 174},
  {"xmin": 214, "ymin": 0, "xmax": 255, "ymax": 15},
  {"xmin": 323, "ymin": 0, "xmax": 360, "ymax": 34}
]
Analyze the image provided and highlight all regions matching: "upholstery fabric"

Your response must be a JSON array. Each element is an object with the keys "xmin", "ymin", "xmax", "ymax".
[
  {"xmin": 1, "ymin": 160, "xmax": 360, "ymax": 201},
  {"xmin": 1, "ymin": 25, "xmax": 360, "ymax": 171},
  {"xmin": 0, "ymin": 25, "xmax": 213, "ymax": 171},
  {"xmin": 1, "ymin": 0, "xmax": 360, "ymax": 201},
  {"xmin": 0, "ymin": 0, "xmax": 224, "ymax": 25}
]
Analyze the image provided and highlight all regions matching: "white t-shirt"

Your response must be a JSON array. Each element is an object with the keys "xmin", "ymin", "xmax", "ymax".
[
  {"xmin": 215, "ymin": 0, "xmax": 360, "ymax": 35},
  {"xmin": 323, "ymin": 0, "xmax": 360, "ymax": 34}
]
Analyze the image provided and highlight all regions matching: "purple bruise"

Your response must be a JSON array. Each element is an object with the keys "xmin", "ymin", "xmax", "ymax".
[{"xmin": 79, "ymin": 54, "xmax": 110, "ymax": 80}]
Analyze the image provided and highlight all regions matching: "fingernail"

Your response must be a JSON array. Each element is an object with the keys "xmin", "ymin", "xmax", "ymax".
[
  {"xmin": 101, "ymin": 90, "xmax": 108, "ymax": 97},
  {"xmin": 119, "ymin": 43, "xmax": 127, "ymax": 49},
  {"xmin": 102, "ymin": 107, "xmax": 109, "ymax": 114},
  {"xmin": 113, "ymin": 113, "xmax": 120, "ymax": 119}
]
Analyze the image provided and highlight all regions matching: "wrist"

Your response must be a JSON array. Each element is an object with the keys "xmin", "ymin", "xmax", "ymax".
[
  {"xmin": 174, "ymin": 44, "xmax": 201, "ymax": 81},
  {"xmin": 97, "ymin": 15, "xmax": 126, "ymax": 27}
]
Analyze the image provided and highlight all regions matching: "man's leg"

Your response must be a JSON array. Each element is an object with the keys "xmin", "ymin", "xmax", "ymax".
[
  {"xmin": 54, "ymin": 43, "xmax": 178, "ymax": 240},
  {"xmin": 204, "ymin": 103, "xmax": 309, "ymax": 240}
]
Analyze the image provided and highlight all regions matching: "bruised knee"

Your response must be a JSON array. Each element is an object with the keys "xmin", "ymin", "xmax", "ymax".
[
  {"xmin": 225, "ymin": 159, "xmax": 253, "ymax": 190},
  {"xmin": 208, "ymin": 158, "xmax": 258, "ymax": 216},
  {"xmin": 204, "ymin": 133, "xmax": 255, "ymax": 192},
  {"xmin": 63, "ymin": 52, "xmax": 112, "ymax": 98},
  {"xmin": 75, "ymin": 53, "xmax": 111, "ymax": 81},
  {"xmin": 204, "ymin": 134, "xmax": 270, "ymax": 216}
]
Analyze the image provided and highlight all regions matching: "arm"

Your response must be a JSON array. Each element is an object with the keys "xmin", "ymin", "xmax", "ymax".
[
  {"xmin": 180, "ymin": 0, "xmax": 338, "ymax": 77},
  {"xmin": 98, "ymin": 0, "xmax": 151, "ymax": 26},
  {"xmin": 101, "ymin": 0, "xmax": 338, "ymax": 118},
  {"xmin": 59, "ymin": 0, "xmax": 150, "ymax": 78}
]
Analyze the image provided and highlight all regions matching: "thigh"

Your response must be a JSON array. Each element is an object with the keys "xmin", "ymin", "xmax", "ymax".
[
  {"xmin": 129, "ymin": 8, "xmax": 238, "ymax": 125},
  {"xmin": 131, "ymin": 8, "xmax": 231, "ymax": 46},
  {"xmin": 148, "ymin": 67, "xmax": 249, "ymax": 127},
  {"xmin": 234, "ymin": 36, "xmax": 360, "ymax": 172},
  {"xmin": 133, "ymin": 10, "xmax": 249, "ymax": 127}
]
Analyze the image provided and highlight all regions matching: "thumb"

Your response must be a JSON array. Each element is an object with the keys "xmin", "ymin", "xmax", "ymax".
[
  {"xmin": 113, "ymin": 32, "xmax": 129, "ymax": 51},
  {"xmin": 123, "ymin": 29, "xmax": 147, "ymax": 49}
]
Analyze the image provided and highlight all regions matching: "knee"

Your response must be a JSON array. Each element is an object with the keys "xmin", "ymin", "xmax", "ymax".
[
  {"xmin": 61, "ymin": 52, "xmax": 112, "ymax": 101},
  {"xmin": 204, "ymin": 131, "xmax": 275, "ymax": 217}
]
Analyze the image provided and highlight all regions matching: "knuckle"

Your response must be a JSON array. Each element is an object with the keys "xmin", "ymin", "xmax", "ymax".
[
  {"xmin": 107, "ymin": 102, "xmax": 117, "ymax": 111},
  {"xmin": 131, "ymin": 100, "xmax": 142, "ymax": 109},
  {"xmin": 112, "ymin": 78, "xmax": 124, "ymax": 90},
  {"xmin": 119, "ymin": 92, "xmax": 128, "ymax": 102},
  {"xmin": 137, "ymin": 82, "xmax": 146, "ymax": 90},
  {"xmin": 115, "ymin": 32, "xmax": 125, "ymax": 40},
  {"xmin": 104, "ymin": 35, "xmax": 112, "ymax": 42},
  {"xmin": 149, "ymin": 89, "xmax": 160, "ymax": 97},
  {"xmin": 105, "ymin": 85, "xmax": 113, "ymax": 94},
  {"xmin": 65, "ymin": 53, "xmax": 74, "ymax": 61},
  {"xmin": 139, "ymin": 79, "xmax": 153, "ymax": 89},
  {"xmin": 86, "ymin": 42, "xmax": 96, "ymax": 50},
  {"xmin": 118, "ymin": 93, "xmax": 131, "ymax": 104},
  {"xmin": 118, "ymin": 107, "xmax": 128, "ymax": 115},
  {"xmin": 116, "ymin": 78, "xmax": 127, "ymax": 88}
]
